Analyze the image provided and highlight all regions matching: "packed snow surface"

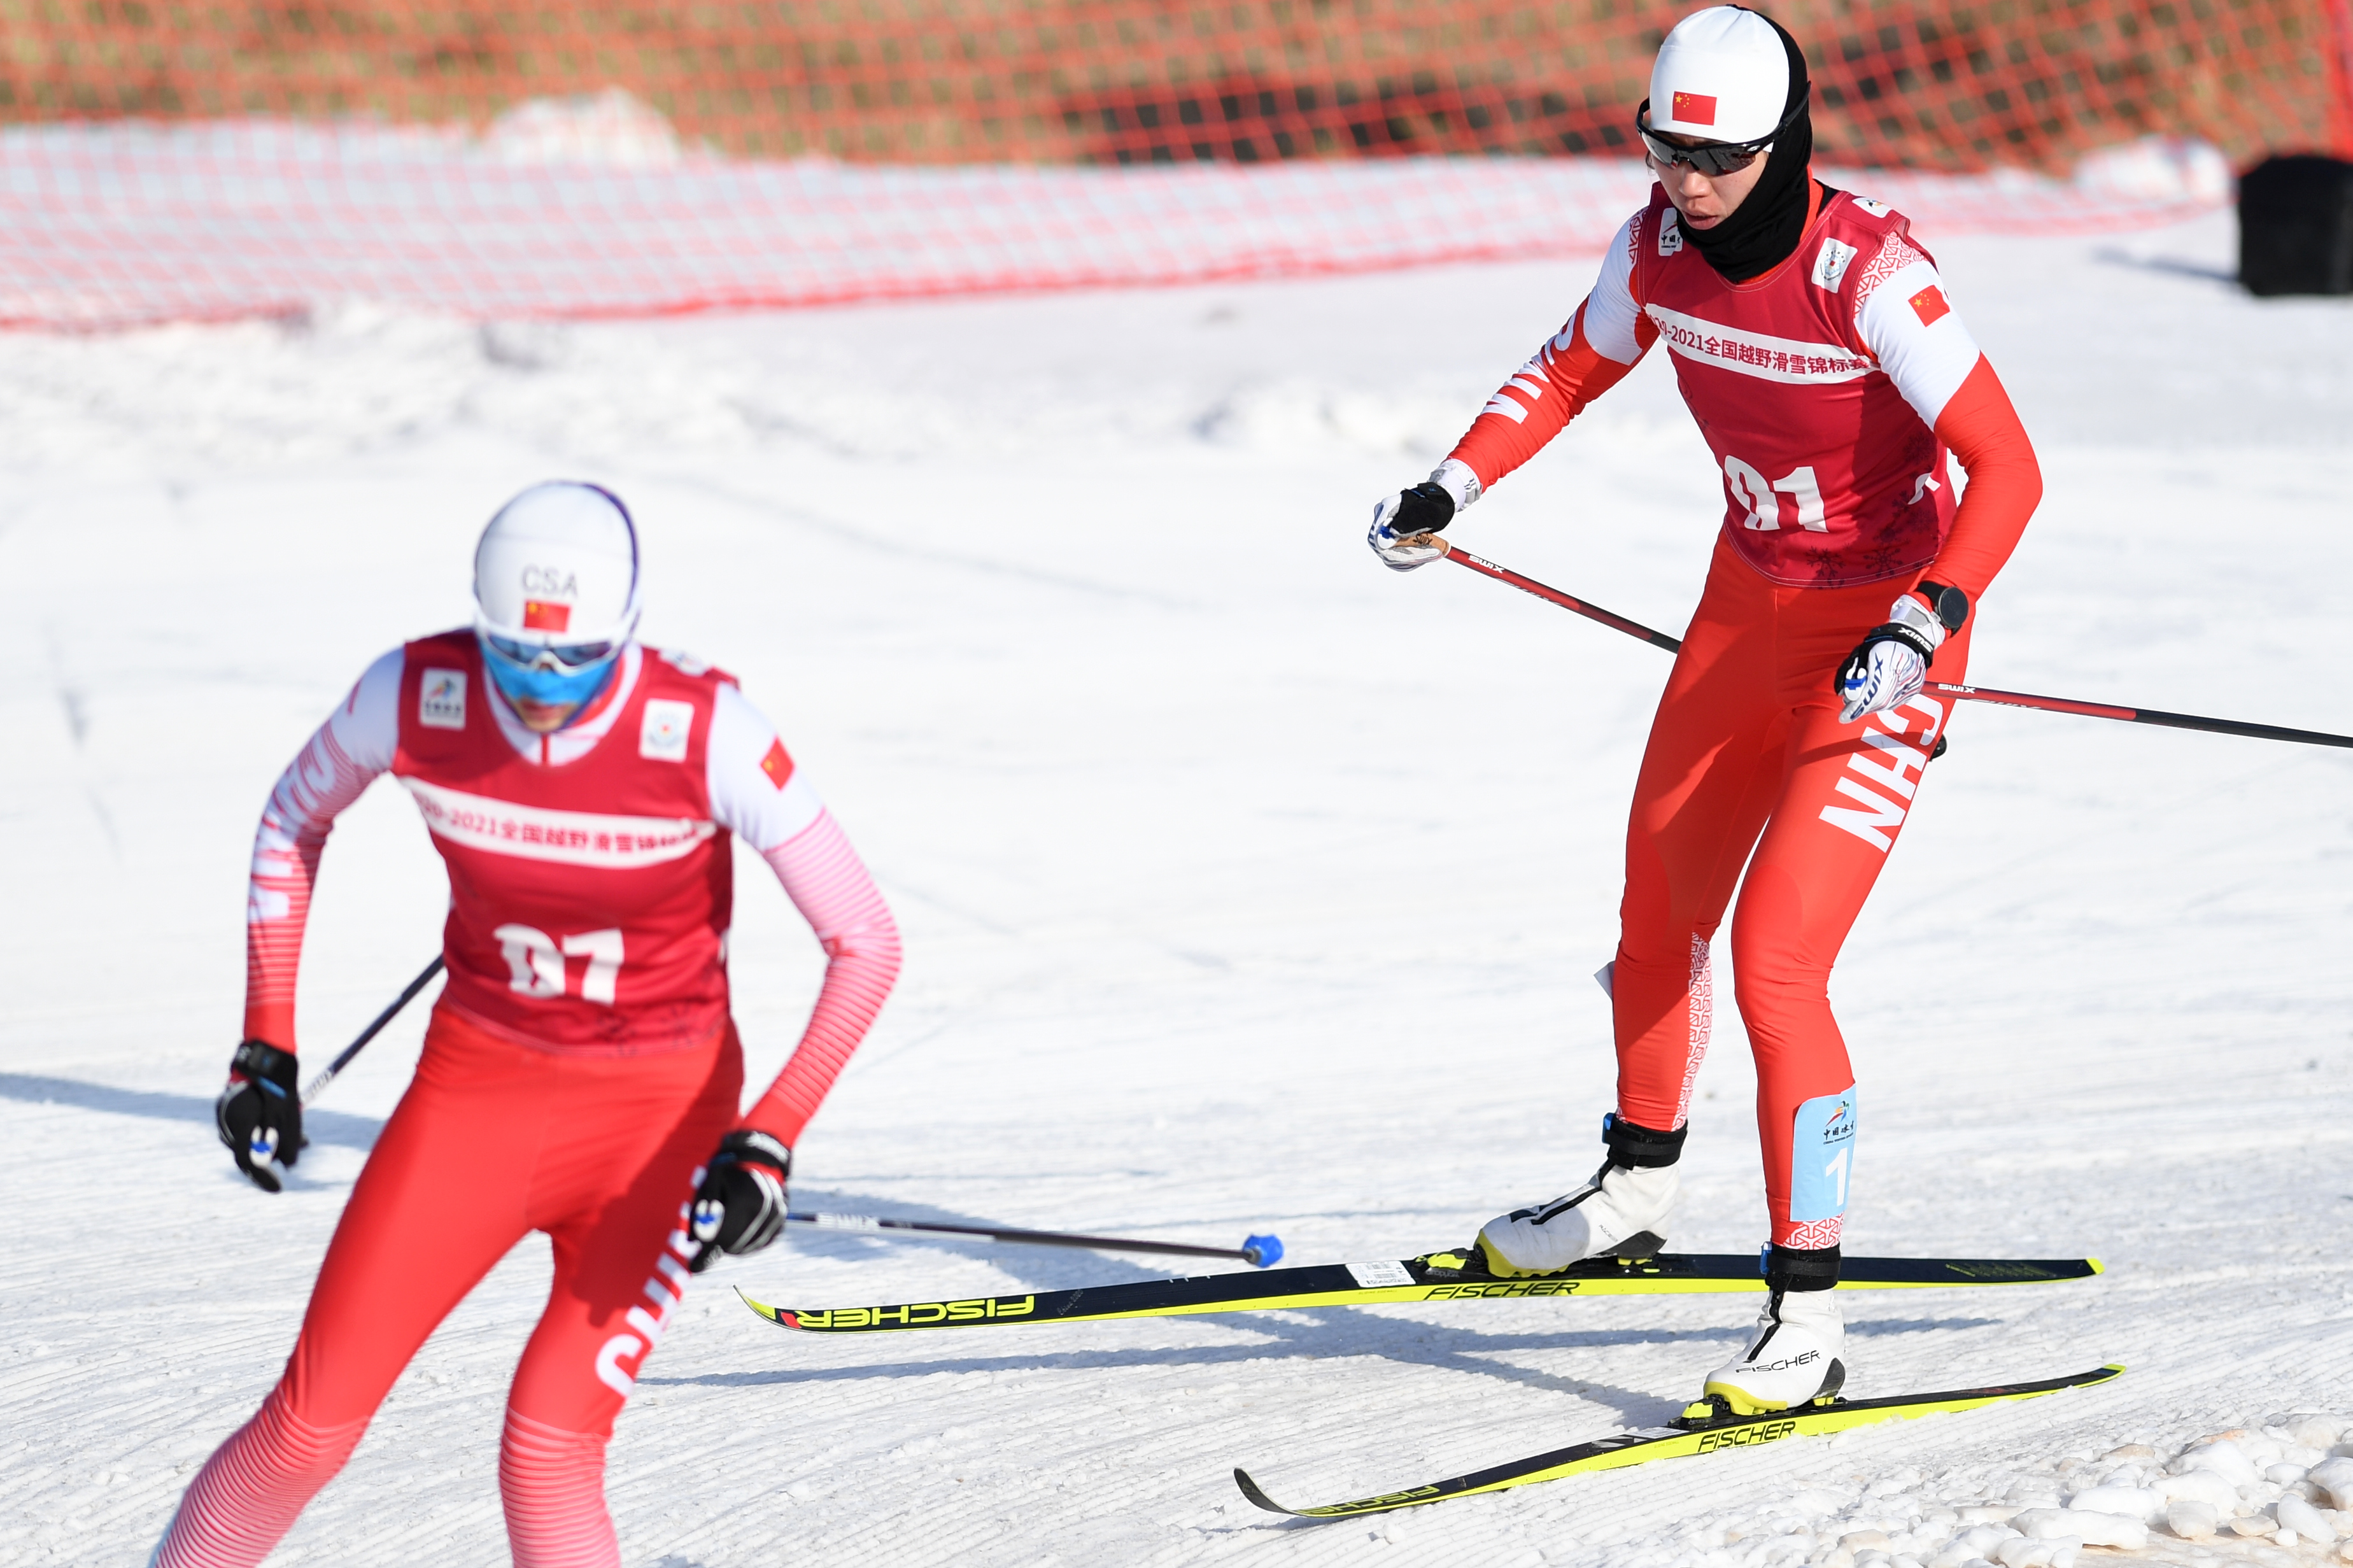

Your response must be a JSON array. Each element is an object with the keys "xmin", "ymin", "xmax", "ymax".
[{"xmin": 2, "ymin": 206, "xmax": 2350, "ymax": 1566}]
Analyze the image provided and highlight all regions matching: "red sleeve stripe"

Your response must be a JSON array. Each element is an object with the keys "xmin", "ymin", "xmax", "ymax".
[
  {"xmin": 243, "ymin": 721, "xmax": 381, "ymax": 1049},
  {"xmin": 1446, "ymin": 300, "xmax": 1646, "ymax": 491}
]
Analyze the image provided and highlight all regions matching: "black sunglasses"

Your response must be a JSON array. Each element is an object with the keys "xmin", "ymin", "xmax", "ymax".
[{"xmin": 1636, "ymin": 84, "xmax": 1811, "ymax": 176}]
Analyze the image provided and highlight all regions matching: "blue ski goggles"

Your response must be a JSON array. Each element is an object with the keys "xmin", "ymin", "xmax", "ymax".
[{"xmin": 479, "ymin": 633, "xmax": 621, "ymax": 710}]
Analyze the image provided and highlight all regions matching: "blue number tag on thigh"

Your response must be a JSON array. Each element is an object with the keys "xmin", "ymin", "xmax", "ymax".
[{"xmin": 1788, "ymin": 1087, "xmax": 1858, "ymax": 1222}]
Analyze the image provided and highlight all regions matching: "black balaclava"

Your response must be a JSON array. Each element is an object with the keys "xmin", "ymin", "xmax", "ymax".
[{"xmin": 1679, "ymin": 11, "xmax": 1819, "ymax": 284}]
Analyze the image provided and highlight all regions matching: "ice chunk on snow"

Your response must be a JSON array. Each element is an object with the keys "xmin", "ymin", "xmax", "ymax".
[
  {"xmin": 2068, "ymin": 1486, "xmax": 2161, "ymax": 1524},
  {"xmin": 2311, "ymin": 1459, "xmax": 2353, "ymax": 1509},
  {"xmin": 2166, "ymin": 1501, "xmax": 2220, "ymax": 1539},
  {"xmin": 1958, "ymin": 1525, "xmax": 2021, "ymax": 1557},
  {"xmin": 2286, "ymin": 1418, "xmax": 2343, "ymax": 1451},
  {"xmin": 2277, "ymin": 1496, "xmax": 2336, "ymax": 1544},
  {"xmin": 2161, "ymin": 1469, "xmax": 2242, "ymax": 1509},
  {"xmin": 1994, "ymin": 1536, "xmax": 2073, "ymax": 1568},
  {"xmin": 2178, "ymin": 1441, "xmax": 2262, "ymax": 1487},
  {"xmin": 2019, "ymin": 1508, "xmax": 2145, "ymax": 1550}
]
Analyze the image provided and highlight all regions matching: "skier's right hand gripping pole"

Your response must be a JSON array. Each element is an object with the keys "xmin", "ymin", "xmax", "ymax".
[
  {"xmin": 216, "ymin": 1040, "xmax": 303, "ymax": 1193},
  {"xmin": 222, "ymin": 954, "xmax": 444, "ymax": 1194}
]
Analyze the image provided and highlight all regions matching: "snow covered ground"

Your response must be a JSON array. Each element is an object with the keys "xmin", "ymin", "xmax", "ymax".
[{"xmin": 2, "ymin": 203, "xmax": 2351, "ymax": 1567}]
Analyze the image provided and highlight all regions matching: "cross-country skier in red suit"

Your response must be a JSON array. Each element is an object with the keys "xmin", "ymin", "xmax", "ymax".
[
  {"xmin": 155, "ymin": 482, "xmax": 902, "ymax": 1567},
  {"xmin": 1367, "ymin": 6, "xmax": 2040, "ymax": 1413}
]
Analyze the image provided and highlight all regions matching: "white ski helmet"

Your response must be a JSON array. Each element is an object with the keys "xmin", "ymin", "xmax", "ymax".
[
  {"xmin": 473, "ymin": 481, "xmax": 642, "ymax": 654},
  {"xmin": 1647, "ymin": 6, "xmax": 1791, "ymax": 143}
]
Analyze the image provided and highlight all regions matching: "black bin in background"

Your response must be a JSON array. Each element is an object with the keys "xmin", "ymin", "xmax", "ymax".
[{"xmin": 2238, "ymin": 155, "xmax": 2353, "ymax": 297}]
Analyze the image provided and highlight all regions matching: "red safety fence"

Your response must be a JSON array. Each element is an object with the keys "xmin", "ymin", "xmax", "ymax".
[
  {"xmin": 0, "ymin": 125, "xmax": 2233, "ymax": 328},
  {"xmin": 0, "ymin": 0, "xmax": 2344, "ymax": 174},
  {"xmin": 0, "ymin": 1, "xmax": 2339, "ymax": 327}
]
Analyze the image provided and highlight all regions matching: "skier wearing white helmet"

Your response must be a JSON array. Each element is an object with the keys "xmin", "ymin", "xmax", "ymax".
[
  {"xmin": 1368, "ymin": 8, "xmax": 2042, "ymax": 1413},
  {"xmin": 160, "ymin": 481, "xmax": 902, "ymax": 1567}
]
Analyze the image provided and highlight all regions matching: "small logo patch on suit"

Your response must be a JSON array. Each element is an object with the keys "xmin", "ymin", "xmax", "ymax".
[
  {"xmin": 1669, "ymin": 90, "xmax": 1717, "ymax": 125},
  {"xmin": 640, "ymin": 699, "xmax": 695, "ymax": 762},
  {"xmin": 1811, "ymin": 237, "xmax": 1858, "ymax": 291},
  {"xmin": 1908, "ymin": 285, "xmax": 1952, "ymax": 327},
  {"xmin": 1853, "ymin": 196, "xmax": 1891, "ymax": 217},
  {"xmin": 419, "ymin": 669, "xmax": 467, "ymax": 730},
  {"xmin": 760, "ymin": 738, "xmax": 795, "ymax": 789},
  {"xmin": 1658, "ymin": 210, "xmax": 1684, "ymax": 257}
]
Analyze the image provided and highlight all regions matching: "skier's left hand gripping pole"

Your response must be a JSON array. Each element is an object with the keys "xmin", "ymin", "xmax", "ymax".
[
  {"xmin": 786, "ymin": 1211, "xmax": 1285, "ymax": 1268},
  {"xmin": 1418, "ymin": 536, "xmax": 2353, "ymax": 751},
  {"xmin": 300, "ymin": 956, "xmax": 446, "ymax": 1106}
]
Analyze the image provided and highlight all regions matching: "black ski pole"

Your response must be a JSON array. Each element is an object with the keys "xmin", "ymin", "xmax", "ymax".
[
  {"xmin": 786, "ymin": 1211, "xmax": 1284, "ymax": 1267},
  {"xmin": 1425, "ymin": 537, "xmax": 2353, "ymax": 751},
  {"xmin": 300, "ymin": 956, "xmax": 446, "ymax": 1105}
]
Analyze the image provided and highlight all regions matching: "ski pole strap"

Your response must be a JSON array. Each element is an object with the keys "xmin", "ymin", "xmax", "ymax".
[
  {"xmin": 784, "ymin": 1212, "xmax": 1283, "ymax": 1266},
  {"xmin": 300, "ymin": 955, "xmax": 447, "ymax": 1105},
  {"xmin": 1434, "ymin": 543, "xmax": 2353, "ymax": 752}
]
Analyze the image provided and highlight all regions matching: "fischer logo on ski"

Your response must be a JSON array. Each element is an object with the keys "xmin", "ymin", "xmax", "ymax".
[
  {"xmin": 1422, "ymin": 1279, "xmax": 1587, "ymax": 1299},
  {"xmin": 774, "ymin": 1296, "xmax": 1037, "ymax": 1329},
  {"xmin": 1695, "ymin": 1418, "xmax": 1800, "ymax": 1452}
]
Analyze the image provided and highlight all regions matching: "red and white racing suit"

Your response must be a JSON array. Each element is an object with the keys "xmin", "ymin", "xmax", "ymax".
[
  {"xmin": 159, "ymin": 635, "xmax": 901, "ymax": 1568},
  {"xmin": 1445, "ymin": 183, "xmax": 2040, "ymax": 1248}
]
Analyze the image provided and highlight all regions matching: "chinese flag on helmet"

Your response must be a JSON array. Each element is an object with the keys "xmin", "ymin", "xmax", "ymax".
[{"xmin": 1671, "ymin": 92, "xmax": 1718, "ymax": 125}]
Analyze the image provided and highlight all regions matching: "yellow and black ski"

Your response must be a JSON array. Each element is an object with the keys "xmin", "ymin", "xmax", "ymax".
[
  {"xmin": 738, "ymin": 1251, "xmax": 2100, "ymax": 1335},
  {"xmin": 1236, "ymin": 1363, "xmax": 2126, "ymax": 1519}
]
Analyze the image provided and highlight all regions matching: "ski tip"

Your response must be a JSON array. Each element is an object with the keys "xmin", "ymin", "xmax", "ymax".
[
  {"xmin": 735, "ymin": 1287, "xmax": 789, "ymax": 1327},
  {"xmin": 1234, "ymin": 1467, "xmax": 1294, "ymax": 1515},
  {"xmin": 2087, "ymin": 1257, "xmax": 2106, "ymax": 1276},
  {"xmin": 1243, "ymin": 1233, "xmax": 1284, "ymax": 1269}
]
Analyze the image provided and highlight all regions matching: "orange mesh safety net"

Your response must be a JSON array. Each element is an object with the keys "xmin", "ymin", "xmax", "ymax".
[{"xmin": 1, "ymin": 0, "xmax": 2345, "ymax": 174}]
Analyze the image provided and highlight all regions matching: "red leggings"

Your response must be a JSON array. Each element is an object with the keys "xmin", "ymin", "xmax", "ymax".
[
  {"xmin": 1613, "ymin": 537, "xmax": 1972, "ymax": 1248},
  {"xmin": 157, "ymin": 1007, "xmax": 741, "ymax": 1568}
]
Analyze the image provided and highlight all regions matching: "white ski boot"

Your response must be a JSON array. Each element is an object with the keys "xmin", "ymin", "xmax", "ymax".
[
  {"xmin": 1474, "ymin": 1116, "xmax": 1683, "ymax": 1277},
  {"xmin": 1701, "ymin": 1283, "xmax": 1845, "ymax": 1413}
]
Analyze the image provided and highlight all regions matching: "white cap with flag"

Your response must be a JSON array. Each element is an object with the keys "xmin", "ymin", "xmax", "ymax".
[
  {"xmin": 472, "ymin": 481, "xmax": 642, "ymax": 651},
  {"xmin": 1647, "ymin": 6, "xmax": 1791, "ymax": 143}
]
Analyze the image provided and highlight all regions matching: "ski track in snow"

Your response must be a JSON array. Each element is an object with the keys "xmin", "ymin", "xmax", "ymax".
[{"xmin": 1, "ymin": 208, "xmax": 2350, "ymax": 1567}]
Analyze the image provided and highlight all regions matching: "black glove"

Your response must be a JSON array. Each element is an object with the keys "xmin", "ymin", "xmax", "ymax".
[
  {"xmin": 1387, "ymin": 481, "xmax": 1456, "ymax": 536},
  {"xmin": 215, "ymin": 1040, "xmax": 302, "ymax": 1193},
  {"xmin": 686, "ymin": 1130, "xmax": 791, "ymax": 1273},
  {"xmin": 1369, "ymin": 482, "xmax": 1460, "ymax": 570}
]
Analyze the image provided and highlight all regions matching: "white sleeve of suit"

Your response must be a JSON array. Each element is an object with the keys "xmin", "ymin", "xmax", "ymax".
[
  {"xmin": 1852, "ymin": 236, "xmax": 1984, "ymax": 428},
  {"xmin": 1573, "ymin": 215, "xmax": 1648, "ymax": 365},
  {"xmin": 703, "ymin": 682, "xmax": 826, "ymax": 852}
]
